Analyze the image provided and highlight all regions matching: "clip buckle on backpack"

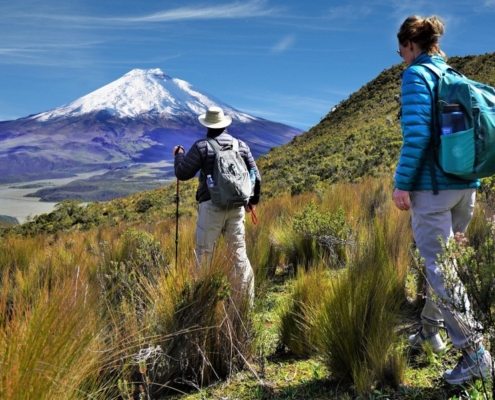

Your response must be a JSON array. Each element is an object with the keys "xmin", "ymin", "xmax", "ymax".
[
  {"xmin": 206, "ymin": 138, "xmax": 252, "ymax": 209},
  {"xmin": 423, "ymin": 63, "xmax": 495, "ymax": 194}
]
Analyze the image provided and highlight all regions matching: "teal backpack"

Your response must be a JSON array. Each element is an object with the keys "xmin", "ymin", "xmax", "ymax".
[
  {"xmin": 205, "ymin": 138, "xmax": 252, "ymax": 209},
  {"xmin": 422, "ymin": 63, "xmax": 495, "ymax": 190}
]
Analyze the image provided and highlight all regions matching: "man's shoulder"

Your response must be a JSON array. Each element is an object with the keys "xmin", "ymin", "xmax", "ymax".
[
  {"xmin": 204, "ymin": 132, "xmax": 252, "ymax": 153},
  {"xmin": 193, "ymin": 138, "xmax": 209, "ymax": 148}
]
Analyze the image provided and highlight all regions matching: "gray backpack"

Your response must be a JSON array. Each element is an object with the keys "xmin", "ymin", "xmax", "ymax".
[{"xmin": 205, "ymin": 138, "xmax": 252, "ymax": 208}]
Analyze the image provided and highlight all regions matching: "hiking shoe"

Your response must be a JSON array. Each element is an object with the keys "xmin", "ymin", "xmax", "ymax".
[
  {"xmin": 444, "ymin": 349, "xmax": 492, "ymax": 385},
  {"xmin": 408, "ymin": 328, "xmax": 446, "ymax": 354}
]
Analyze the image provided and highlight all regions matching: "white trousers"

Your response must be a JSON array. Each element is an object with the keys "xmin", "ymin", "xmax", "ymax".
[
  {"xmin": 410, "ymin": 189, "xmax": 480, "ymax": 349},
  {"xmin": 195, "ymin": 200, "xmax": 254, "ymax": 304}
]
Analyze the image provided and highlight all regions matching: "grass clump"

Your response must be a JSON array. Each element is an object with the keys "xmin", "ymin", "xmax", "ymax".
[
  {"xmin": 0, "ymin": 267, "xmax": 111, "ymax": 400},
  {"xmin": 313, "ymin": 219, "xmax": 406, "ymax": 396},
  {"xmin": 278, "ymin": 267, "xmax": 331, "ymax": 357}
]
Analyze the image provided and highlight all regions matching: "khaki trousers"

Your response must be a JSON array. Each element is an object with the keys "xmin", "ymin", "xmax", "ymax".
[{"xmin": 195, "ymin": 200, "xmax": 254, "ymax": 304}]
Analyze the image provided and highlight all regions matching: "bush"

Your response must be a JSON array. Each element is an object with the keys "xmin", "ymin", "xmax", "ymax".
[
  {"xmin": 288, "ymin": 199, "xmax": 354, "ymax": 271},
  {"xmin": 97, "ymin": 229, "xmax": 167, "ymax": 313}
]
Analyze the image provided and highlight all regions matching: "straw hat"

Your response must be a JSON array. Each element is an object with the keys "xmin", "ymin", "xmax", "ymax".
[{"xmin": 198, "ymin": 106, "xmax": 232, "ymax": 128}]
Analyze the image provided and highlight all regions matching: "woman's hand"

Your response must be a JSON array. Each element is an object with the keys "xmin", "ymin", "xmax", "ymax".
[{"xmin": 393, "ymin": 189, "xmax": 410, "ymax": 211}]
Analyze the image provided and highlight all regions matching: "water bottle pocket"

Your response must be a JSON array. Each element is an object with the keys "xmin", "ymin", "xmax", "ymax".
[
  {"xmin": 439, "ymin": 127, "xmax": 475, "ymax": 175},
  {"xmin": 207, "ymin": 185, "xmax": 222, "ymax": 206}
]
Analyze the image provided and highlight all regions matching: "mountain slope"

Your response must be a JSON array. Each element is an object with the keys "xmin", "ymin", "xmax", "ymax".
[{"xmin": 257, "ymin": 52, "xmax": 495, "ymax": 197}]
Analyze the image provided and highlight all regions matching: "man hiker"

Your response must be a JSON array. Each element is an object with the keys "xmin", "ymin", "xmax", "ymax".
[{"xmin": 173, "ymin": 106, "xmax": 261, "ymax": 305}]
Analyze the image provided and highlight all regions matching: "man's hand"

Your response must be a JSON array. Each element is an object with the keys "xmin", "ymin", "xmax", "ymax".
[
  {"xmin": 173, "ymin": 145, "xmax": 185, "ymax": 156},
  {"xmin": 245, "ymin": 203, "xmax": 256, "ymax": 213}
]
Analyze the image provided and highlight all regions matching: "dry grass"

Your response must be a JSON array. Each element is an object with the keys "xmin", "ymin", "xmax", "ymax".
[
  {"xmin": 1, "ymin": 175, "xmax": 492, "ymax": 399},
  {"xmin": 0, "ymin": 265, "xmax": 110, "ymax": 400}
]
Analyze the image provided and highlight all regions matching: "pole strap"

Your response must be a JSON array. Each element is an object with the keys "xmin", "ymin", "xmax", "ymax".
[{"xmin": 250, "ymin": 209, "xmax": 258, "ymax": 225}]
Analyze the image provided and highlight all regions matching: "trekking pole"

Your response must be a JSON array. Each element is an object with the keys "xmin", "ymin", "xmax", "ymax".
[{"xmin": 175, "ymin": 178, "xmax": 180, "ymax": 270}]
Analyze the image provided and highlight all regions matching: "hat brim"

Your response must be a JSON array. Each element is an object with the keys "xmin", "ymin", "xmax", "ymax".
[{"xmin": 198, "ymin": 114, "xmax": 232, "ymax": 129}]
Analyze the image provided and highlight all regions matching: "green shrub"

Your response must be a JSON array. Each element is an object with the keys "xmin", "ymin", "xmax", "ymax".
[
  {"xmin": 97, "ymin": 229, "xmax": 167, "ymax": 315},
  {"xmin": 292, "ymin": 200, "xmax": 354, "ymax": 270},
  {"xmin": 438, "ymin": 224, "xmax": 495, "ymax": 353}
]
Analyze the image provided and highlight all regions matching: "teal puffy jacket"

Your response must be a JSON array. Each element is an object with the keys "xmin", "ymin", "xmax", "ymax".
[{"xmin": 394, "ymin": 52, "xmax": 479, "ymax": 192}]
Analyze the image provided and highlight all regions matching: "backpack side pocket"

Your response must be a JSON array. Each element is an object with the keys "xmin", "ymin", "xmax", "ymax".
[{"xmin": 439, "ymin": 128, "xmax": 475, "ymax": 175}]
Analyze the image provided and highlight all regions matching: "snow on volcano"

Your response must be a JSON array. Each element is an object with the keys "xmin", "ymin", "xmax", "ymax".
[{"xmin": 35, "ymin": 68, "xmax": 256, "ymax": 123}]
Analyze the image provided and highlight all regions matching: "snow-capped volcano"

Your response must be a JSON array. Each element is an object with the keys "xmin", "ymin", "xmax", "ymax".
[
  {"xmin": 0, "ymin": 68, "xmax": 302, "ymax": 199},
  {"xmin": 36, "ymin": 68, "xmax": 255, "ymax": 124}
]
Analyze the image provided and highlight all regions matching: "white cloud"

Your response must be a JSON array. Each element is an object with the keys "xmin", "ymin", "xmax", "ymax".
[
  {"xmin": 272, "ymin": 35, "xmax": 295, "ymax": 53},
  {"xmin": 18, "ymin": 0, "xmax": 278, "ymax": 25},
  {"xmin": 129, "ymin": 0, "xmax": 277, "ymax": 22}
]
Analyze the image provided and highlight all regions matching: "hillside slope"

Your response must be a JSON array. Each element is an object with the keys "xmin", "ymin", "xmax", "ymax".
[{"xmin": 257, "ymin": 52, "xmax": 495, "ymax": 197}]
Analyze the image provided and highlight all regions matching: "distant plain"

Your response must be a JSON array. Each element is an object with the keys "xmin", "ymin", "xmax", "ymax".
[{"xmin": 0, "ymin": 171, "xmax": 107, "ymax": 223}]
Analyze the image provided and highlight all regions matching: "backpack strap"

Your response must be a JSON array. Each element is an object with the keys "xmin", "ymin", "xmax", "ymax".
[
  {"xmin": 422, "ymin": 63, "xmax": 465, "ymax": 79},
  {"xmin": 421, "ymin": 64, "xmax": 441, "ymax": 195},
  {"xmin": 421, "ymin": 63, "xmax": 442, "ymax": 78},
  {"xmin": 232, "ymin": 138, "xmax": 239, "ymax": 151},
  {"xmin": 206, "ymin": 138, "xmax": 221, "ymax": 154}
]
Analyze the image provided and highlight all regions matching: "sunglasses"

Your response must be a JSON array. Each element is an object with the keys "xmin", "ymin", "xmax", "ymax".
[{"xmin": 397, "ymin": 49, "xmax": 402, "ymax": 57}]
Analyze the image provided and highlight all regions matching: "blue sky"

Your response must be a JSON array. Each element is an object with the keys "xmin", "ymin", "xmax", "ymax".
[{"xmin": 1, "ymin": 0, "xmax": 495, "ymax": 131}]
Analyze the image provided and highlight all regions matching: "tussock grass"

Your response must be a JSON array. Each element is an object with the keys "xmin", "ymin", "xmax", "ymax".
[
  {"xmin": 0, "ymin": 266, "xmax": 110, "ymax": 400},
  {"xmin": 246, "ymin": 194, "xmax": 292, "ymax": 283},
  {"xmin": 129, "ymin": 247, "xmax": 253, "ymax": 398},
  {"xmin": 276, "ymin": 177, "xmax": 410, "ymax": 396},
  {"xmin": 278, "ymin": 266, "xmax": 331, "ymax": 357},
  {"xmin": 466, "ymin": 202, "xmax": 494, "ymax": 249},
  {"xmin": 314, "ymin": 220, "xmax": 406, "ymax": 395}
]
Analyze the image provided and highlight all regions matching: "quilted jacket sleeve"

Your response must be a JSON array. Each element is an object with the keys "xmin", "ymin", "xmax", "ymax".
[
  {"xmin": 174, "ymin": 142, "xmax": 204, "ymax": 181},
  {"xmin": 394, "ymin": 66, "xmax": 433, "ymax": 191}
]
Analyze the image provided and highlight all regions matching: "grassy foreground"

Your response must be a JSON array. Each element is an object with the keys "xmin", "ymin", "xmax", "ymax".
[{"xmin": 0, "ymin": 176, "xmax": 494, "ymax": 399}]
